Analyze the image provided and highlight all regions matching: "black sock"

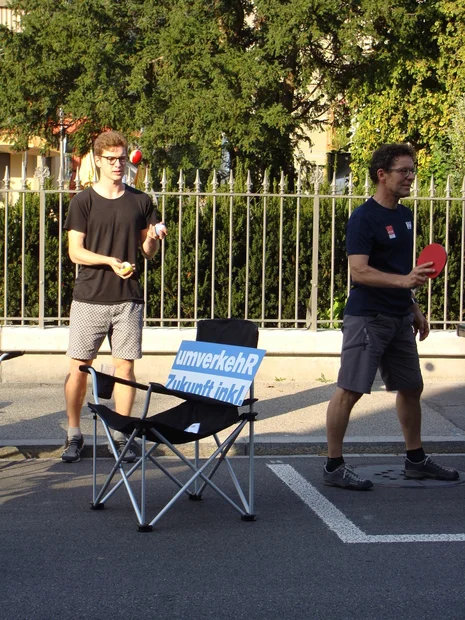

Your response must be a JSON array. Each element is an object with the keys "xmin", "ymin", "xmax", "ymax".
[
  {"xmin": 326, "ymin": 456, "xmax": 344, "ymax": 472},
  {"xmin": 406, "ymin": 447, "xmax": 426, "ymax": 463}
]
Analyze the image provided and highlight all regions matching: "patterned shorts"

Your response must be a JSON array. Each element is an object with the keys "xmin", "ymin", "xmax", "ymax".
[{"xmin": 67, "ymin": 300, "xmax": 144, "ymax": 361}]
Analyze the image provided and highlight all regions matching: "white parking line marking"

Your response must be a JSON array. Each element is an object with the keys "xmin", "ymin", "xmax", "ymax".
[{"xmin": 268, "ymin": 463, "xmax": 465, "ymax": 544}]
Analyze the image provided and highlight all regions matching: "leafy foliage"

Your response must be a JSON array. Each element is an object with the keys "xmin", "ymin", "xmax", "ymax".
[
  {"xmin": 346, "ymin": 0, "xmax": 465, "ymax": 187},
  {"xmin": 1, "ymin": 1, "xmax": 465, "ymax": 187},
  {"xmin": 0, "ymin": 0, "xmax": 415, "ymax": 180}
]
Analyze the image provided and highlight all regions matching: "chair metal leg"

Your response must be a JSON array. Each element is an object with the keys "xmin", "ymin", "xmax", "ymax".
[
  {"xmin": 90, "ymin": 421, "xmax": 145, "ymax": 524},
  {"xmin": 192, "ymin": 440, "xmax": 201, "ymax": 498},
  {"xmin": 92, "ymin": 413, "xmax": 98, "ymax": 505},
  {"xmin": 138, "ymin": 432, "xmax": 152, "ymax": 531},
  {"xmin": 241, "ymin": 419, "xmax": 256, "ymax": 521},
  {"xmin": 189, "ymin": 438, "xmax": 203, "ymax": 500},
  {"xmin": 147, "ymin": 424, "xmax": 251, "ymax": 528},
  {"xmin": 196, "ymin": 422, "xmax": 248, "ymax": 500}
]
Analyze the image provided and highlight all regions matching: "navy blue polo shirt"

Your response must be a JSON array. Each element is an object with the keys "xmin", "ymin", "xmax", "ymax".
[{"xmin": 344, "ymin": 197, "xmax": 414, "ymax": 316}]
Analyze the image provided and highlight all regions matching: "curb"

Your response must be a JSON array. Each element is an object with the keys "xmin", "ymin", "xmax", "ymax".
[{"xmin": 2, "ymin": 437, "xmax": 465, "ymax": 459}]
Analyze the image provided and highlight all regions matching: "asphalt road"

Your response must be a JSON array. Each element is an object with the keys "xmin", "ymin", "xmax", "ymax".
[{"xmin": 2, "ymin": 455, "xmax": 465, "ymax": 620}]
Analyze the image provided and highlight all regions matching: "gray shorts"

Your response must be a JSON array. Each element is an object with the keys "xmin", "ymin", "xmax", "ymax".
[
  {"xmin": 67, "ymin": 300, "xmax": 144, "ymax": 361},
  {"xmin": 337, "ymin": 314, "xmax": 423, "ymax": 394}
]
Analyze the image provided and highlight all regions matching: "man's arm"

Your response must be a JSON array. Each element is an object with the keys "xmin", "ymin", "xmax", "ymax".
[
  {"xmin": 68, "ymin": 229, "xmax": 128, "ymax": 276},
  {"xmin": 349, "ymin": 254, "xmax": 435, "ymax": 289}
]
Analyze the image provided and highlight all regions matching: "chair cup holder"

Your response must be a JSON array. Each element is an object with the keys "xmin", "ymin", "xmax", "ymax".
[{"xmin": 96, "ymin": 375, "xmax": 115, "ymax": 400}]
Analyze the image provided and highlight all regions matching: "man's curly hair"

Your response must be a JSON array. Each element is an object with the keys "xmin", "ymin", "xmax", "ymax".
[{"xmin": 369, "ymin": 143, "xmax": 416, "ymax": 184}]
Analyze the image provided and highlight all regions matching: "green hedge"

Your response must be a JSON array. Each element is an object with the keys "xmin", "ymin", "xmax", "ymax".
[{"xmin": 0, "ymin": 182, "xmax": 462, "ymax": 327}]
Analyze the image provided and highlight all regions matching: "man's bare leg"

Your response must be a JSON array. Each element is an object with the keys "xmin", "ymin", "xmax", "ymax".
[
  {"xmin": 323, "ymin": 387, "xmax": 373, "ymax": 489},
  {"xmin": 396, "ymin": 387, "xmax": 422, "ymax": 450},
  {"xmin": 326, "ymin": 387, "xmax": 363, "ymax": 457},
  {"xmin": 112, "ymin": 358, "xmax": 136, "ymax": 416},
  {"xmin": 111, "ymin": 358, "xmax": 137, "ymax": 463},
  {"xmin": 65, "ymin": 358, "xmax": 92, "ymax": 429},
  {"xmin": 397, "ymin": 386, "xmax": 459, "ymax": 480},
  {"xmin": 62, "ymin": 358, "xmax": 91, "ymax": 462}
]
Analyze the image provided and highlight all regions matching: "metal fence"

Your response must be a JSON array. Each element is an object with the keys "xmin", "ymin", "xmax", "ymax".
[{"xmin": 1, "ymin": 165, "xmax": 464, "ymax": 330}]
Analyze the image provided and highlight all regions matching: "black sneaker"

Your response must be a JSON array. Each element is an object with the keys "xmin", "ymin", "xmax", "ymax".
[
  {"xmin": 323, "ymin": 463, "xmax": 373, "ymax": 490},
  {"xmin": 114, "ymin": 439, "xmax": 137, "ymax": 464},
  {"xmin": 404, "ymin": 456, "xmax": 459, "ymax": 481},
  {"xmin": 61, "ymin": 436, "xmax": 84, "ymax": 463}
]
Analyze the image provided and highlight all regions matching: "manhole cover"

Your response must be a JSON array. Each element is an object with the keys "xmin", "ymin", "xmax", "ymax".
[{"xmin": 352, "ymin": 464, "xmax": 465, "ymax": 488}]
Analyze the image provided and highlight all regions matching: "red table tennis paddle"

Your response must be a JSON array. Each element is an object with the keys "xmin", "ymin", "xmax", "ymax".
[{"xmin": 416, "ymin": 243, "xmax": 447, "ymax": 278}]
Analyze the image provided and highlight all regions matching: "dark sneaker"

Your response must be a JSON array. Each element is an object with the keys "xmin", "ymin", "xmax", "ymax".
[
  {"xmin": 61, "ymin": 436, "xmax": 84, "ymax": 463},
  {"xmin": 114, "ymin": 439, "xmax": 137, "ymax": 464},
  {"xmin": 404, "ymin": 456, "xmax": 459, "ymax": 481},
  {"xmin": 323, "ymin": 463, "xmax": 373, "ymax": 490}
]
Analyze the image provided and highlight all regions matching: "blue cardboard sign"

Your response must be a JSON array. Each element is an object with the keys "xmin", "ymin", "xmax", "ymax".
[{"xmin": 166, "ymin": 340, "xmax": 266, "ymax": 406}]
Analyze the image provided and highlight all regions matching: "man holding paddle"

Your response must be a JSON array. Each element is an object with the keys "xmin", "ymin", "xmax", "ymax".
[{"xmin": 324, "ymin": 143, "xmax": 459, "ymax": 489}]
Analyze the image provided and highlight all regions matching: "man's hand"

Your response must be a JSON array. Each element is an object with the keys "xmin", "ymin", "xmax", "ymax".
[
  {"xmin": 141, "ymin": 222, "xmax": 167, "ymax": 259},
  {"xmin": 108, "ymin": 257, "xmax": 135, "ymax": 279},
  {"xmin": 147, "ymin": 222, "xmax": 168, "ymax": 240},
  {"xmin": 412, "ymin": 305, "xmax": 430, "ymax": 341},
  {"xmin": 404, "ymin": 262, "xmax": 435, "ymax": 289}
]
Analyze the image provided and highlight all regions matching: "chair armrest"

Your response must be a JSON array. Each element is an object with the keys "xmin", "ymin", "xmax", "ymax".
[
  {"xmin": 240, "ymin": 398, "xmax": 258, "ymax": 406},
  {"xmin": 0, "ymin": 351, "xmax": 25, "ymax": 362},
  {"xmin": 79, "ymin": 365, "xmax": 149, "ymax": 393}
]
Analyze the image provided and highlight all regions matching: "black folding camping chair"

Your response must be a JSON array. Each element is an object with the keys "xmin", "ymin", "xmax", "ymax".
[{"xmin": 80, "ymin": 318, "xmax": 262, "ymax": 532}]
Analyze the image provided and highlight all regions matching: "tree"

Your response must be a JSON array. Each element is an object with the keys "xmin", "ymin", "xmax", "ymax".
[
  {"xmin": 0, "ymin": 0, "xmax": 144, "ymax": 153},
  {"xmin": 0, "ymin": 0, "xmax": 400, "ymax": 180},
  {"xmin": 448, "ymin": 95, "xmax": 465, "ymax": 179},
  {"xmin": 345, "ymin": 0, "xmax": 465, "ymax": 187}
]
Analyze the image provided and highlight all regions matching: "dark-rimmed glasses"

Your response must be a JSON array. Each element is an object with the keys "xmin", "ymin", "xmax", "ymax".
[
  {"xmin": 99, "ymin": 155, "xmax": 127, "ymax": 166},
  {"xmin": 388, "ymin": 167, "xmax": 417, "ymax": 177}
]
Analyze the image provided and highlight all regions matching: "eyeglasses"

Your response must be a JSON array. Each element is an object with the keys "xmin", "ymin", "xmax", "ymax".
[
  {"xmin": 388, "ymin": 167, "xmax": 417, "ymax": 177},
  {"xmin": 99, "ymin": 155, "xmax": 127, "ymax": 166}
]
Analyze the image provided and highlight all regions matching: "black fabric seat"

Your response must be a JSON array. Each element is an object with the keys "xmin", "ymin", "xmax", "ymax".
[
  {"xmin": 89, "ymin": 398, "xmax": 240, "ymax": 444},
  {"xmin": 81, "ymin": 318, "xmax": 262, "ymax": 532}
]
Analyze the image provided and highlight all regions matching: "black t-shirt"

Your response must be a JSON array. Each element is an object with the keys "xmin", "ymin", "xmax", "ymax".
[
  {"xmin": 64, "ymin": 185, "xmax": 157, "ymax": 304},
  {"xmin": 344, "ymin": 197, "xmax": 414, "ymax": 316}
]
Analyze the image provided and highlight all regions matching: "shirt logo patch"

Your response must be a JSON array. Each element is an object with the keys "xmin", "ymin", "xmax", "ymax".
[
  {"xmin": 406, "ymin": 221, "xmax": 412, "ymax": 230},
  {"xmin": 386, "ymin": 225, "xmax": 396, "ymax": 239}
]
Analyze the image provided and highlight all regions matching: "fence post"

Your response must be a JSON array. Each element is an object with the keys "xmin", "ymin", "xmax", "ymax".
[
  {"xmin": 211, "ymin": 170, "xmax": 218, "ymax": 319},
  {"xmin": 35, "ymin": 164, "xmax": 50, "ymax": 328},
  {"xmin": 294, "ymin": 168, "xmax": 302, "ymax": 328},
  {"xmin": 177, "ymin": 170, "xmax": 184, "ymax": 327},
  {"xmin": 310, "ymin": 168, "xmax": 322, "ymax": 331},
  {"xmin": 159, "ymin": 168, "xmax": 167, "ymax": 327},
  {"xmin": 194, "ymin": 169, "xmax": 201, "ymax": 323},
  {"xmin": 278, "ymin": 170, "xmax": 285, "ymax": 328},
  {"xmin": 245, "ymin": 170, "xmax": 252, "ymax": 320},
  {"xmin": 228, "ymin": 169, "xmax": 234, "ymax": 318},
  {"xmin": 2, "ymin": 166, "xmax": 10, "ymax": 324},
  {"xmin": 426, "ymin": 174, "xmax": 435, "ymax": 321},
  {"xmin": 444, "ymin": 176, "xmax": 451, "ymax": 329},
  {"xmin": 461, "ymin": 176, "xmax": 465, "ymax": 322},
  {"xmin": 261, "ymin": 171, "xmax": 269, "ymax": 328}
]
